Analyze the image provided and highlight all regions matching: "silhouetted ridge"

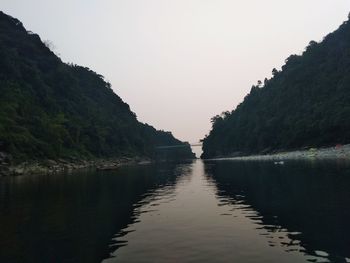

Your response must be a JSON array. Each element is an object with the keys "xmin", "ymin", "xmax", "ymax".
[
  {"xmin": 0, "ymin": 11, "xmax": 194, "ymax": 161},
  {"xmin": 202, "ymin": 15, "xmax": 350, "ymax": 158}
]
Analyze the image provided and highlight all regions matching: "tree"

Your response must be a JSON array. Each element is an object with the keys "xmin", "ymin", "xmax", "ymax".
[
  {"xmin": 202, "ymin": 14, "xmax": 350, "ymax": 158},
  {"xmin": 272, "ymin": 68, "xmax": 278, "ymax": 76}
]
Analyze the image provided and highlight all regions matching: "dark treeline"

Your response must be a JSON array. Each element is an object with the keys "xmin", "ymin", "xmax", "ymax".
[
  {"xmin": 202, "ymin": 14, "xmax": 350, "ymax": 158},
  {"xmin": 0, "ymin": 11, "xmax": 194, "ymax": 162}
]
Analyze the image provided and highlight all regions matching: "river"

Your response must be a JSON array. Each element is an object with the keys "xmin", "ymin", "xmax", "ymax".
[{"xmin": 0, "ymin": 159, "xmax": 350, "ymax": 262}]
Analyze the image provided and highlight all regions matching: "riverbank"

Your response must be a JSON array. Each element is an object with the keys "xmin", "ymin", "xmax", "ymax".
[
  {"xmin": 211, "ymin": 144, "xmax": 350, "ymax": 161},
  {"xmin": 0, "ymin": 156, "xmax": 152, "ymax": 177}
]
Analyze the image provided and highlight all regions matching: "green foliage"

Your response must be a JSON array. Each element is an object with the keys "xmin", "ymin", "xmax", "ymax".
[
  {"xmin": 0, "ymin": 11, "xmax": 194, "ymax": 162},
  {"xmin": 202, "ymin": 16, "xmax": 350, "ymax": 158}
]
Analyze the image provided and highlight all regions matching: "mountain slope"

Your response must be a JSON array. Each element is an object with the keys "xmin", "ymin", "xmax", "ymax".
[
  {"xmin": 202, "ymin": 15, "xmax": 350, "ymax": 158},
  {"xmin": 0, "ymin": 11, "xmax": 194, "ymax": 161}
]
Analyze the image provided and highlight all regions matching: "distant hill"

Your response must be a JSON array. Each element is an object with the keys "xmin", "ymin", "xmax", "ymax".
[
  {"xmin": 202, "ymin": 15, "xmax": 350, "ymax": 158},
  {"xmin": 0, "ymin": 11, "xmax": 194, "ymax": 162}
]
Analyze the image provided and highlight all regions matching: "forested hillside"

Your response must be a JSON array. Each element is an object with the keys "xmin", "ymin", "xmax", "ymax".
[
  {"xmin": 0, "ymin": 11, "xmax": 194, "ymax": 162},
  {"xmin": 202, "ymin": 15, "xmax": 350, "ymax": 158}
]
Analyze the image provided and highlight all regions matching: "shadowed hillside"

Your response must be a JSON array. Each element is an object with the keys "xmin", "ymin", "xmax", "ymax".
[
  {"xmin": 202, "ymin": 14, "xmax": 350, "ymax": 158},
  {"xmin": 0, "ymin": 11, "xmax": 194, "ymax": 162}
]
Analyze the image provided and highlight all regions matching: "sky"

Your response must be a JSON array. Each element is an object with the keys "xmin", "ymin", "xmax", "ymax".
[{"xmin": 1, "ymin": 0, "xmax": 350, "ymax": 143}]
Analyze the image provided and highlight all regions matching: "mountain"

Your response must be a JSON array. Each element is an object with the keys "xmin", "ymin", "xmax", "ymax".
[
  {"xmin": 202, "ymin": 15, "xmax": 350, "ymax": 158},
  {"xmin": 0, "ymin": 11, "xmax": 194, "ymax": 162}
]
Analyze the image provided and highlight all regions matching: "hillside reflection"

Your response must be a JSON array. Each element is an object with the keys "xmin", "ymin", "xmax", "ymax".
[
  {"xmin": 204, "ymin": 160, "xmax": 350, "ymax": 263},
  {"xmin": 0, "ymin": 162, "xmax": 187, "ymax": 263}
]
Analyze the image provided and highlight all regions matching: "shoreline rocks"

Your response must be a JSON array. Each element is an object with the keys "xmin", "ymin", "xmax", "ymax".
[
  {"xmin": 0, "ymin": 156, "xmax": 152, "ymax": 177},
  {"xmin": 208, "ymin": 144, "xmax": 350, "ymax": 162}
]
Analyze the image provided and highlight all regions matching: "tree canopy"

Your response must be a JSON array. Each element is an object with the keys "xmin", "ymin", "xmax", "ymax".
[
  {"xmin": 202, "ymin": 15, "xmax": 350, "ymax": 158},
  {"xmin": 0, "ymin": 11, "xmax": 194, "ymax": 162}
]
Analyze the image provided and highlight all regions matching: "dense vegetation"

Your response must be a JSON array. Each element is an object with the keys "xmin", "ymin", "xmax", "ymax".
[
  {"xmin": 0, "ymin": 11, "xmax": 194, "ymax": 162},
  {"xmin": 202, "ymin": 15, "xmax": 350, "ymax": 158}
]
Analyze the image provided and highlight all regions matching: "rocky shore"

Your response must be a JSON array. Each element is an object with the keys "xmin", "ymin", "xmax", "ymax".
[
  {"xmin": 212, "ymin": 144, "xmax": 350, "ymax": 162},
  {"xmin": 0, "ymin": 155, "xmax": 152, "ymax": 176}
]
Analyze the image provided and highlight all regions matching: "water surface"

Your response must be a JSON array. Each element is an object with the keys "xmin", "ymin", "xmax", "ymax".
[{"xmin": 0, "ymin": 160, "xmax": 350, "ymax": 262}]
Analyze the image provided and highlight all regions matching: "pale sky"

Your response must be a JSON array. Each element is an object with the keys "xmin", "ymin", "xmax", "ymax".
[{"xmin": 1, "ymin": 0, "xmax": 350, "ymax": 143}]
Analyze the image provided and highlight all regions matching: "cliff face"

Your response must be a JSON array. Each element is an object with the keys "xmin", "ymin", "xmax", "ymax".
[
  {"xmin": 0, "ymin": 11, "xmax": 194, "ymax": 162},
  {"xmin": 202, "ymin": 15, "xmax": 350, "ymax": 158}
]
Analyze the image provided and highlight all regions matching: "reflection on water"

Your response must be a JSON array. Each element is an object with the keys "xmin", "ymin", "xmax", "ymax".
[
  {"xmin": 1, "ymin": 160, "xmax": 350, "ymax": 262},
  {"xmin": 0, "ymin": 163, "xmax": 185, "ymax": 263},
  {"xmin": 205, "ymin": 160, "xmax": 350, "ymax": 263}
]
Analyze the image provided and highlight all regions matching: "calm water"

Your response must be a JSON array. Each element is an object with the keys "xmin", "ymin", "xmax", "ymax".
[{"xmin": 1, "ymin": 160, "xmax": 350, "ymax": 263}]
